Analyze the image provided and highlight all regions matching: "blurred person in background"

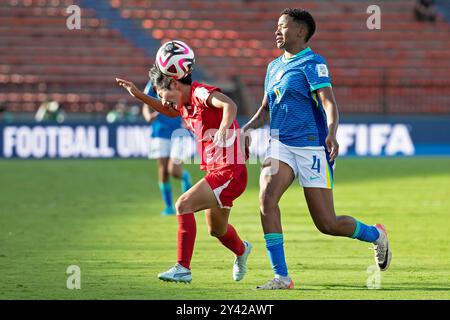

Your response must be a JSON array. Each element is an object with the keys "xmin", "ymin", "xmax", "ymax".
[
  {"xmin": 106, "ymin": 99, "xmax": 132, "ymax": 123},
  {"xmin": 0, "ymin": 102, "xmax": 14, "ymax": 123},
  {"xmin": 35, "ymin": 99, "xmax": 65, "ymax": 123}
]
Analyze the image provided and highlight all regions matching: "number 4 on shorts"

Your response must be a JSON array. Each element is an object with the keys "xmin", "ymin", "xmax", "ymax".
[{"xmin": 311, "ymin": 155, "xmax": 320, "ymax": 173}]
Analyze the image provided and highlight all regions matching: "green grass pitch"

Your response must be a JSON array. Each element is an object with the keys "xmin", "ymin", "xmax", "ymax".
[{"xmin": 1, "ymin": 158, "xmax": 449, "ymax": 299}]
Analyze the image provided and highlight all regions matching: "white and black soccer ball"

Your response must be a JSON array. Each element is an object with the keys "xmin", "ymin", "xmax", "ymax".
[{"xmin": 156, "ymin": 40, "xmax": 195, "ymax": 80}]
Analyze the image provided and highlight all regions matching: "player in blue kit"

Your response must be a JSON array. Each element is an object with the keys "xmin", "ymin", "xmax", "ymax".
[
  {"xmin": 242, "ymin": 8, "xmax": 392, "ymax": 289},
  {"xmin": 143, "ymin": 80, "xmax": 194, "ymax": 215}
]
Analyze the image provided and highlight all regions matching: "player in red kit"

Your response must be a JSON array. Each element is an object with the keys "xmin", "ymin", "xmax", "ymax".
[{"xmin": 116, "ymin": 65, "xmax": 251, "ymax": 284}]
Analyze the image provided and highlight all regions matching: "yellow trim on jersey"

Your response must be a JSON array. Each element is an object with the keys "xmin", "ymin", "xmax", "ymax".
[
  {"xmin": 274, "ymin": 87, "xmax": 281, "ymax": 102},
  {"xmin": 312, "ymin": 92, "xmax": 319, "ymax": 109}
]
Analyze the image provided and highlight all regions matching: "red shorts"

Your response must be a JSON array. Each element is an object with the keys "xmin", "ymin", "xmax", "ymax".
[{"xmin": 204, "ymin": 164, "xmax": 247, "ymax": 209}]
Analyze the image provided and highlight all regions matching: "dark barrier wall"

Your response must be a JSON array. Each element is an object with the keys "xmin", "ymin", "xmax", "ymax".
[{"xmin": 1, "ymin": 116, "xmax": 450, "ymax": 159}]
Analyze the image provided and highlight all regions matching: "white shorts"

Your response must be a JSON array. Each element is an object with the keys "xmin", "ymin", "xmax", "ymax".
[
  {"xmin": 265, "ymin": 139, "xmax": 335, "ymax": 189},
  {"xmin": 148, "ymin": 136, "xmax": 196, "ymax": 164}
]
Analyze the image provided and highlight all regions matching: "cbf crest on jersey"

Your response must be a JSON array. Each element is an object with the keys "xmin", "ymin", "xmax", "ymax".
[{"xmin": 316, "ymin": 64, "xmax": 329, "ymax": 78}]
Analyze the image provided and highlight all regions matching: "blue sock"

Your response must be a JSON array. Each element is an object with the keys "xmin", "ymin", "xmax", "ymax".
[
  {"xmin": 351, "ymin": 219, "xmax": 380, "ymax": 243},
  {"xmin": 264, "ymin": 233, "xmax": 288, "ymax": 277},
  {"xmin": 181, "ymin": 170, "xmax": 192, "ymax": 193},
  {"xmin": 159, "ymin": 181, "xmax": 173, "ymax": 209}
]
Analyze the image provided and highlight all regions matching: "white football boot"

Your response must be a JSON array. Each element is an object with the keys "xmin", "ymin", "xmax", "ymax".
[
  {"xmin": 373, "ymin": 224, "xmax": 392, "ymax": 271},
  {"xmin": 158, "ymin": 263, "xmax": 192, "ymax": 283},
  {"xmin": 233, "ymin": 241, "xmax": 252, "ymax": 281},
  {"xmin": 255, "ymin": 277, "xmax": 294, "ymax": 290}
]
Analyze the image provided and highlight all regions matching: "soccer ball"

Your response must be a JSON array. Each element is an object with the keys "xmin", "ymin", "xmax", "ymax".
[{"xmin": 156, "ymin": 40, "xmax": 195, "ymax": 80}]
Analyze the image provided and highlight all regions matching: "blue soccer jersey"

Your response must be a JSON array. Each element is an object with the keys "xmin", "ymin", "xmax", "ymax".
[
  {"xmin": 264, "ymin": 47, "xmax": 332, "ymax": 147},
  {"xmin": 143, "ymin": 80, "xmax": 183, "ymax": 139}
]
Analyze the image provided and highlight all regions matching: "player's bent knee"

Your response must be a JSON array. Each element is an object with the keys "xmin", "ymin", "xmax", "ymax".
[{"xmin": 175, "ymin": 196, "xmax": 193, "ymax": 214}]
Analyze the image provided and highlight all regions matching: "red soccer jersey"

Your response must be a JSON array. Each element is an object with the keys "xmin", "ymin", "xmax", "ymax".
[{"xmin": 179, "ymin": 81, "xmax": 247, "ymax": 171}]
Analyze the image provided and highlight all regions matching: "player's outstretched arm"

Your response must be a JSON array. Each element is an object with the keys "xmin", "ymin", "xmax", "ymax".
[
  {"xmin": 317, "ymin": 87, "xmax": 339, "ymax": 161},
  {"xmin": 115, "ymin": 78, "xmax": 179, "ymax": 118}
]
